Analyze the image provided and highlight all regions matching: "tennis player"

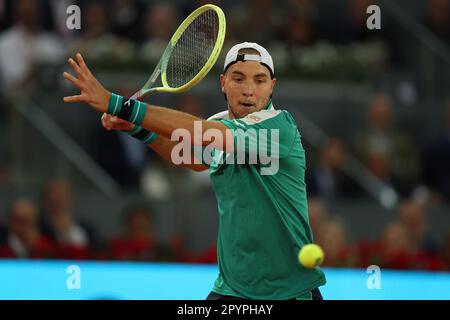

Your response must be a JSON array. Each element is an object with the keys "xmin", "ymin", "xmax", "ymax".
[{"xmin": 63, "ymin": 42, "xmax": 326, "ymax": 300}]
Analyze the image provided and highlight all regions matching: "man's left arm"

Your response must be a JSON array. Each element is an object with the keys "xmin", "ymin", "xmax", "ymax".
[{"xmin": 63, "ymin": 53, "xmax": 234, "ymax": 152}]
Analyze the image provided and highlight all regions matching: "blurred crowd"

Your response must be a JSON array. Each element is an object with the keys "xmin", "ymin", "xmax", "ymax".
[
  {"xmin": 309, "ymin": 197, "xmax": 450, "ymax": 271},
  {"xmin": 0, "ymin": 178, "xmax": 449, "ymax": 272},
  {"xmin": 0, "ymin": 0, "xmax": 449, "ymax": 93},
  {"xmin": 0, "ymin": 0, "xmax": 449, "ymax": 271},
  {"xmin": 0, "ymin": 178, "xmax": 216, "ymax": 263}
]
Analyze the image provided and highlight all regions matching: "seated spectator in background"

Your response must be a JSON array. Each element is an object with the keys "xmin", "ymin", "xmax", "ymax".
[
  {"xmin": 108, "ymin": 203, "xmax": 178, "ymax": 261},
  {"xmin": 0, "ymin": 198, "xmax": 53, "ymax": 258},
  {"xmin": 353, "ymin": 93, "xmax": 422, "ymax": 196},
  {"xmin": 0, "ymin": 0, "xmax": 65, "ymax": 95},
  {"xmin": 307, "ymin": 137, "xmax": 360, "ymax": 202},
  {"xmin": 70, "ymin": 1, "xmax": 133, "ymax": 61},
  {"xmin": 424, "ymin": 0, "xmax": 450, "ymax": 45},
  {"xmin": 307, "ymin": 197, "xmax": 330, "ymax": 240},
  {"xmin": 376, "ymin": 221, "xmax": 413, "ymax": 269},
  {"xmin": 396, "ymin": 199, "xmax": 438, "ymax": 255},
  {"xmin": 316, "ymin": 217, "xmax": 357, "ymax": 268},
  {"xmin": 110, "ymin": 0, "xmax": 145, "ymax": 42},
  {"xmin": 138, "ymin": 2, "xmax": 178, "ymax": 62},
  {"xmin": 228, "ymin": 0, "xmax": 282, "ymax": 45},
  {"xmin": 359, "ymin": 219, "xmax": 443, "ymax": 271},
  {"xmin": 423, "ymin": 102, "xmax": 450, "ymax": 203},
  {"xmin": 40, "ymin": 179, "xmax": 98, "ymax": 259}
]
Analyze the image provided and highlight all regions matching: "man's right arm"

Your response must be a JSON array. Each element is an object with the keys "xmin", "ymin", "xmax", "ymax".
[
  {"xmin": 148, "ymin": 135, "xmax": 209, "ymax": 172},
  {"xmin": 101, "ymin": 114, "xmax": 208, "ymax": 172}
]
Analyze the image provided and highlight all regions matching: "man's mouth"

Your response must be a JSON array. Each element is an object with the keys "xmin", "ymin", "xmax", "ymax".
[{"xmin": 240, "ymin": 102, "xmax": 255, "ymax": 108}]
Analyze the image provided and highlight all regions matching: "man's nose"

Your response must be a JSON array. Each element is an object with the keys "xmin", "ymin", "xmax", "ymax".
[{"xmin": 242, "ymin": 81, "xmax": 255, "ymax": 96}]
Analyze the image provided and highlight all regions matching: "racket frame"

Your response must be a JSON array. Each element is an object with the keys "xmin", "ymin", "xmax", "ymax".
[{"xmin": 132, "ymin": 4, "xmax": 226, "ymax": 101}]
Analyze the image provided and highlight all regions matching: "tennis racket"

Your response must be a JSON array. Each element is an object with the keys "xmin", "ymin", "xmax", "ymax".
[{"xmin": 131, "ymin": 4, "xmax": 226, "ymax": 101}]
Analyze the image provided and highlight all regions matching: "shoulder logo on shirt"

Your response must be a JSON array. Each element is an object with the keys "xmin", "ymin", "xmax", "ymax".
[
  {"xmin": 241, "ymin": 110, "xmax": 281, "ymax": 125},
  {"xmin": 248, "ymin": 115, "xmax": 261, "ymax": 122}
]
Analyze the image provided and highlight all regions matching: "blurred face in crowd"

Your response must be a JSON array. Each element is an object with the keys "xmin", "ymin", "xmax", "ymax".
[
  {"xmin": 286, "ymin": 13, "xmax": 314, "ymax": 46},
  {"xmin": 43, "ymin": 180, "xmax": 73, "ymax": 216},
  {"xmin": 316, "ymin": 220, "xmax": 348, "ymax": 262},
  {"xmin": 8, "ymin": 198, "xmax": 39, "ymax": 240},
  {"xmin": 397, "ymin": 200, "xmax": 426, "ymax": 243},
  {"xmin": 368, "ymin": 94, "xmax": 393, "ymax": 131},
  {"xmin": 221, "ymin": 49, "xmax": 276, "ymax": 119},
  {"xmin": 348, "ymin": 0, "xmax": 373, "ymax": 27},
  {"xmin": 145, "ymin": 3, "xmax": 177, "ymax": 40},
  {"xmin": 320, "ymin": 138, "xmax": 346, "ymax": 170},
  {"xmin": 380, "ymin": 222, "xmax": 410, "ymax": 257},
  {"xmin": 14, "ymin": 0, "xmax": 41, "ymax": 32},
  {"xmin": 125, "ymin": 208, "xmax": 152, "ymax": 238},
  {"xmin": 307, "ymin": 198, "xmax": 329, "ymax": 236},
  {"xmin": 366, "ymin": 150, "xmax": 390, "ymax": 180},
  {"xmin": 427, "ymin": 0, "xmax": 450, "ymax": 26},
  {"xmin": 84, "ymin": 3, "xmax": 110, "ymax": 38}
]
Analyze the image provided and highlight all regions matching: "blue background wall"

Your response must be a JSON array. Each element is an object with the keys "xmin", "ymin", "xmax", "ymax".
[{"xmin": 0, "ymin": 260, "xmax": 449, "ymax": 300}]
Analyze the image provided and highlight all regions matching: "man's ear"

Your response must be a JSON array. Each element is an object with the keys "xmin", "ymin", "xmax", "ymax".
[
  {"xmin": 220, "ymin": 74, "xmax": 226, "ymax": 92},
  {"xmin": 271, "ymin": 77, "xmax": 277, "ymax": 93}
]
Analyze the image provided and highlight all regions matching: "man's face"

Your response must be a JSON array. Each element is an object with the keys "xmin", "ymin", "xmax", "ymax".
[{"xmin": 220, "ymin": 61, "xmax": 276, "ymax": 119}]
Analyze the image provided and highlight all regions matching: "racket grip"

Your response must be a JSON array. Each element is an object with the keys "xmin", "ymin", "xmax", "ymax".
[{"xmin": 131, "ymin": 91, "xmax": 143, "ymax": 102}]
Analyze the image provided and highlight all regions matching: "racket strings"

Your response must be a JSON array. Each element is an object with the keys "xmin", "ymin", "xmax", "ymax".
[{"xmin": 166, "ymin": 9, "xmax": 219, "ymax": 88}]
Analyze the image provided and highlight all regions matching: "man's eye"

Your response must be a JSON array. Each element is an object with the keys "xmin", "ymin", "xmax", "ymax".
[{"xmin": 234, "ymin": 78, "xmax": 242, "ymax": 82}]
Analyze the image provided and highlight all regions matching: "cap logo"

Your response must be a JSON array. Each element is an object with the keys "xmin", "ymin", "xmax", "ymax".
[{"xmin": 236, "ymin": 54, "xmax": 262, "ymax": 63}]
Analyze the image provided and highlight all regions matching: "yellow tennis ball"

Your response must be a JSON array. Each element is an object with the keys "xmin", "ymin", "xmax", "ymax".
[{"xmin": 298, "ymin": 244, "xmax": 324, "ymax": 269}]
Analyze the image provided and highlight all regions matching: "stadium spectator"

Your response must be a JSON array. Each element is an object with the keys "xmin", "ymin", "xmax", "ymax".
[
  {"xmin": 377, "ymin": 218, "xmax": 443, "ymax": 271},
  {"xmin": 307, "ymin": 137, "xmax": 360, "ymax": 202},
  {"xmin": 307, "ymin": 197, "xmax": 330, "ymax": 240},
  {"xmin": 0, "ymin": 0, "xmax": 65, "ymax": 94},
  {"xmin": 108, "ymin": 203, "xmax": 178, "ymax": 261},
  {"xmin": 228, "ymin": 0, "xmax": 282, "ymax": 45},
  {"xmin": 138, "ymin": 2, "xmax": 178, "ymax": 62},
  {"xmin": 70, "ymin": 1, "xmax": 133, "ymax": 61},
  {"xmin": 377, "ymin": 221, "xmax": 413, "ymax": 269},
  {"xmin": 396, "ymin": 199, "xmax": 438, "ymax": 255},
  {"xmin": 39, "ymin": 179, "xmax": 98, "ymax": 259},
  {"xmin": 353, "ymin": 93, "xmax": 422, "ymax": 196},
  {"xmin": 0, "ymin": 198, "xmax": 53, "ymax": 258},
  {"xmin": 110, "ymin": 0, "xmax": 145, "ymax": 42},
  {"xmin": 424, "ymin": 0, "xmax": 450, "ymax": 44},
  {"xmin": 316, "ymin": 217, "xmax": 357, "ymax": 268}
]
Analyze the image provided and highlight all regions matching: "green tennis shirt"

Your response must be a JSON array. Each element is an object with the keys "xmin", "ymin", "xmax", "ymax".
[{"xmin": 204, "ymin": 103, "xmax": 326, "ymax": 299}]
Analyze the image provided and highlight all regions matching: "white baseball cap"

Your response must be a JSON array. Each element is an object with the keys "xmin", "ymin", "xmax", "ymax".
[{"xmin": 223, "ymin": 42, "xmax": 274, "ymax": 77}]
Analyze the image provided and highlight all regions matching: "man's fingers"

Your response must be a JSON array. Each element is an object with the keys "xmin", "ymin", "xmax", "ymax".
[
  {"xmin": 63, "ymin": 95, "xmax": 85, "ymax": 103},
  {"xmin": 63, "ymin": 72, "xmax": 83, "ymax": 89},
  {"xmin": 112, "ymin": 116, "xmax": 128, "ymax": 124},
  {"xmin": 68, "ymin": 58, "xmax": 84, "ymax": 78},
  {"xmin": 76, "ymin": 53, "xmax": 93, "ymax": 76}
]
